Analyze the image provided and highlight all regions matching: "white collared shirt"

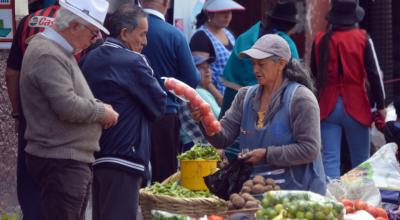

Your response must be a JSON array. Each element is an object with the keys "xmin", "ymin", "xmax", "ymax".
[
  {"xmin": 40, "ymin": 27, "xmax": 74, "ymax": 55},
  {"xmin": 143, "ymin": 8, "xmax": 165, "ymax": 21}
]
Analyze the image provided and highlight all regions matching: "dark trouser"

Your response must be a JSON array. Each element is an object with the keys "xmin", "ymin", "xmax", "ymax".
[
  {"xmin": 17, "ymin": 115, "xmax": 42, "ymax": 220},
  {"xmin": 150, "ymin": 113, "xmax": 181, "ymax": 182},
  {"xmin": 92, "ymin": 166, "xmax": 142, "ymax": 220},
  {"xmin": 25, "ymin": 154, "xmax": 91, "ymax": 220}
]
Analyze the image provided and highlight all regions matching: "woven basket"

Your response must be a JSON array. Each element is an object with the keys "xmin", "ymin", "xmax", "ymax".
[{"xmin": 139, "ymin": 172, "xmax": 228, "ymax": 219}]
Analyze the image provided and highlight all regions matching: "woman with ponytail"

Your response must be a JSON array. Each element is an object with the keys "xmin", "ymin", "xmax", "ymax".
[
  {"xmin": 190, "ymin": 34, "xmax": 326, "ymax": 194},
  {"xmin": 310, "ymin": 0, "xmax": 386, "ymax": 179},
  {"xmin": 189, "ymin": 0, "xmax": 244, "ymax": 97}
]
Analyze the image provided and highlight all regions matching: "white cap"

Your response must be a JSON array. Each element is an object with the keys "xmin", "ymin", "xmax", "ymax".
[
  {"xmin": 203, "ymin": 0, "xmax": 245, "ymax": 12},
  {"xmin": 59, "ymin": 0, "xmax": 110, "ymax": 35},
  {"xmin": 240, "ymin": 34, "xmax": 291, "ymax": 62}
]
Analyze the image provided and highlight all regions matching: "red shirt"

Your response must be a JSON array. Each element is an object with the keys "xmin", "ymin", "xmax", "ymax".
[
  {"xmin": 313, "ymin": 28, "xmax": 381, "ymax": 126},
  {"xmin": 7, "ymin": 5, "xmax": 59, "ymax": 71}
]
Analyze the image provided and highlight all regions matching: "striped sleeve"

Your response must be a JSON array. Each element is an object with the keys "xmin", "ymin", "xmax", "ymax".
[{"xmin": 364, "ymin": 34, "xmax": 385, "ymax": 109}]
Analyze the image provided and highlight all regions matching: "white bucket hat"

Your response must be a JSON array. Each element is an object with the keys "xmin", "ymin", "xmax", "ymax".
[
  {"xmin": 203, "ymin": 0, "xmax": 245, "ymax": 13},
  {"xmin": 59, "ymin": 0, "xmax": 110, "ymax": 35}
]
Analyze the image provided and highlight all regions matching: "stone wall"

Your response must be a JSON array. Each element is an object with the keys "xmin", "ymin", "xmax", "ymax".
[{"xmin": 0, "ymin": 49, "xmax": 19, "ymax": 215}]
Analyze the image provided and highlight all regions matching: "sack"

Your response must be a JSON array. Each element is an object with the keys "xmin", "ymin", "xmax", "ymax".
[{"xmin": 204, "ymin": 158, "xmax": 252, "ymax": 200}]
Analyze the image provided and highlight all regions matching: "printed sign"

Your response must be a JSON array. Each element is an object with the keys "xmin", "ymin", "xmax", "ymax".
[{"xmin": 0, "ymin": 0, "xmax": 15, "ymax": 49}]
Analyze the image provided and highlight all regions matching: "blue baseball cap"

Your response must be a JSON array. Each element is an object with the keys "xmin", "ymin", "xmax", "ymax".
[{"xmin": 193, "ymin": 55, "xmax": 215, "ymax": 65}]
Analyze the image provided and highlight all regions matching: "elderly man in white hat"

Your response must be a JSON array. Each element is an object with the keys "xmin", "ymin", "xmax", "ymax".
[{"xmin": 19, "ymin": 0, "xmax": 119, "ymax": 219}]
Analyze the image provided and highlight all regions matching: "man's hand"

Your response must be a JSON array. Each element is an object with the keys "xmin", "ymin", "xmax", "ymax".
[
  {"xmin": 239, "ymin": 148, "xmax": 266, "ymax": 164},
  {"xmin": 102, "ymin": 104, "xmax": 119, "ymax": 129}
]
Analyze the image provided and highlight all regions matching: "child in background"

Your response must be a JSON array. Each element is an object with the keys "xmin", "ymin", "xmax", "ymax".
[{"xmin": 179, "ymin": 54, "xmax": 221, "ymax": 151}]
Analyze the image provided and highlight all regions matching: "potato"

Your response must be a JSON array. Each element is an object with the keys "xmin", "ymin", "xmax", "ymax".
[
  {"xmin": 243, "ymin": 180, "xmax": 253, "ymax": 188},
  {"xmin": 252, "ymin": 175, "xmax": 265, "ymax": 185},
  {"xmin": 241, "ymin": 186, "xmax": 251, "ymax": 193},
  {"xmin": 264, "ymin": 185, "xmax": 273, "ymax": 192},
  {"xmin": 265, "ymin": 178, "xmax": 275, "ymax": 186},
  {"xmin": 231, "ymin": 195, "xmax": 245, "ymax": 209},
  {"xmin": 229, "ymin": 193, "xmax": 240, "ymax": 201},
  {"xmin": 241, "ymin": 193, "xmax": 256, "ymax": 202},
  {"xmin": 244, "ymin": 200, "xmax": 259, "ymax": 209},
  {"xmin": 251, "ymin": 184, "xmax": 265, "ymax": 194},
  {"xmin": 227, "ymin": 201, "xmax": 235, "ymax": 210}
]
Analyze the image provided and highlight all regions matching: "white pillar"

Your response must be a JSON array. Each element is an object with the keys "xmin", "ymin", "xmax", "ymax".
[{"xmin": 15, "ymin": 0, "xmax": 29, "ymax": 16}]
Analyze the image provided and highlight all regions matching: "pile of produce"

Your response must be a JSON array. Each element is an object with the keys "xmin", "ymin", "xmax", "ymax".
[
  {"xmin": 241, "ymin": 175, "xmax": 281, "ymax": 194},
  {"xmin": 177, "ymin": 145, "xmax": 221, "ymax": 161},
  {"xmin": 228, "ymin": 193, "xmax": 260, "ymax": 210},
  {"xmin": 146, "ymin": 182, "xmax": 212, "ymax": 198},
  {"xmin": 341, "ymin": 199, "xmax": 388, "ymax": 220},
  {"xmin": 164, "ymin": 77, "xmax": 221, "ymax": 135},
  {"xmin": 228, "ymin": 175, "xmax": 280, "ymax": 210},
  {"xmin": 256, "ymin": 191, "xmax": 344, "ymax": 220}
]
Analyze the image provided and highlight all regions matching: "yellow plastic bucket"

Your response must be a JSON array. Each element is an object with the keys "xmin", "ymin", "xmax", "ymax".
[{"xmin": 180, "ymin": 160, "xmax": 218, "ymax": 191}]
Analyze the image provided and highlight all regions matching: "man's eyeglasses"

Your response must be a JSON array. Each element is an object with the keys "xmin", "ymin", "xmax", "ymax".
[{"xmin": 82, "ymin": 25, "xmax": 99, "ymax": 40}]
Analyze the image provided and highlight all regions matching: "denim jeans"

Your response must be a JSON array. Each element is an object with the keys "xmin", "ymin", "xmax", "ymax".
[{"xmin": 321, "ymin": 97, "xmax": 370, "ymax": 179}]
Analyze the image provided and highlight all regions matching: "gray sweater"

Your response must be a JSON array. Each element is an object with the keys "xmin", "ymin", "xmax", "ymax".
[
  {"xmin": 205, "ymin": 81, "xmax": 321, "ymax": 167},
  {"xmin": 20, "ymin": 34, "xmax": 105, "ymax": 163}
]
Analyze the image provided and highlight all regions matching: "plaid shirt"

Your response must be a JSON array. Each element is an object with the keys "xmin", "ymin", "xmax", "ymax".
[
  {"xmin": 178, "ymin": 101, "xmax": 209, "ymax": 145},
  {"xmin": 198, "ymin": 26, "xmax": 235, "ymax": 94}
]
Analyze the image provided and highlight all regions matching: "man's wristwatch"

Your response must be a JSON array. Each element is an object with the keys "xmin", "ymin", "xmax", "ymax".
[{"xmin": 11, "ymin": 112, "xmax": 19, "ymax": 119}]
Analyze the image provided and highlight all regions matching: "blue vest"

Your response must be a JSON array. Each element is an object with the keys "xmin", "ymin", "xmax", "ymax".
[{"xmin": 240, "ymin": 82, "xmax": 326, "ymax": 195}]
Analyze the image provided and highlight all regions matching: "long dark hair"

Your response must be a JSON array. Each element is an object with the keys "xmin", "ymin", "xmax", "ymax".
[
  {"xmin": 316, "ymin": 24, "xmax": 333, "ymax": 92},
  {"xmin": 196, "ymin": 10, "xmax": 207, "ymax": 28},
  {"xmin": 284, "ymin": 59, "xmax": 316, "ymax": 93}
]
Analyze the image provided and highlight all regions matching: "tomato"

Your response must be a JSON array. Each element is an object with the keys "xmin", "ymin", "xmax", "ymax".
[
  {"xmin": 354, "ymin": 199, "xmax": 366, "ymax": 210},
  {"xmin": 184, "ymin": 88, "xmax": 197, "ymax": 102},
  {"xmin": 375, "ymin": 208, "xmax": 388, "ymax": 219},
  {"xmin": 202, "ymin": 112, "xmax": 215, "ymax": 126},
  {"xmin": 174, "ymin": 84, "xmax": 185, "ymax": 96},
  {"xmin": 345, "ymin": 205, "xmax": 355, "ymax": 214},
  {"xmin": 376, "ymin": 217, "xmax": 388, "ymax": 220},
  {"xmin": 341, "ymin": 199, "xmax": 354, "ymax": 208},
  {"xmin": 165, "ymin": 78, "xmax": 177, "ymax": 91},
  {"xmin": 365, "ymin": 205, "xmax": 377, "ymax": 217},
  {"xmin": 190, "ymin": 95, "xmax": 203, "ymax": 108},
  {"xmin": 208, "ymin": 215, "xmax": 224, "ymax": 220},
  {"xmin": 199, "ymin": 102, "xmax": 211, "ymax": 115}
]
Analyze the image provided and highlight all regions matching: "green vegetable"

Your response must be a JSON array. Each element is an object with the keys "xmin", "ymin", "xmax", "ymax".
[
  {"xmin": 152, "ymin": 210, "xmax": 190, "ymax": 220},
  {"xmin": 177, "ymin": 145, "xmax": 221, "ymax": 161},
  {"xmin": 147, "ymin": 182, "xmax": 212, "ymax": 198}
]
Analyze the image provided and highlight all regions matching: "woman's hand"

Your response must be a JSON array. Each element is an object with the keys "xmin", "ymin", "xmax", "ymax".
[
  {"xmin": 378, "ymin": 108, "xmax": 387, "ymax": 119},
  {"xmin": 239, "ymin": 148, "xmax": 266, "ymax": 164}
]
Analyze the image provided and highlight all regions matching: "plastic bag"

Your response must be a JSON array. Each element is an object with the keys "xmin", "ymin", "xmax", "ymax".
[
  {"xmin": 204, "ymin": 158, "xmax": 252, "ymax": 200},
  {"xmin": 151, "ymin": 210, "xmax": 191, "ymax": 220},
  {"xmin": 342, "ymin": 143, "xmax": 400, "ymax": 191},
  {"xmin": 326, "ymin": 178, "xmax": 381, "ymax": 206},
  {"xmin": 387, "ymin": 204, "xmax": 400, "ymax": 220},
  {"xmin": 255, "ymin": 190, "xmax": 345, "ymax": 219},
  {"xmin": 344, "ymin": 210, "xmax": 375, "ymax": 220}
]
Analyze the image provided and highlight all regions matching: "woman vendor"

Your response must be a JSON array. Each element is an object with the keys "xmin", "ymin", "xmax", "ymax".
[{"xmin": 191, "ymin": 34, "xmax": 326, "ymax": 195}]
